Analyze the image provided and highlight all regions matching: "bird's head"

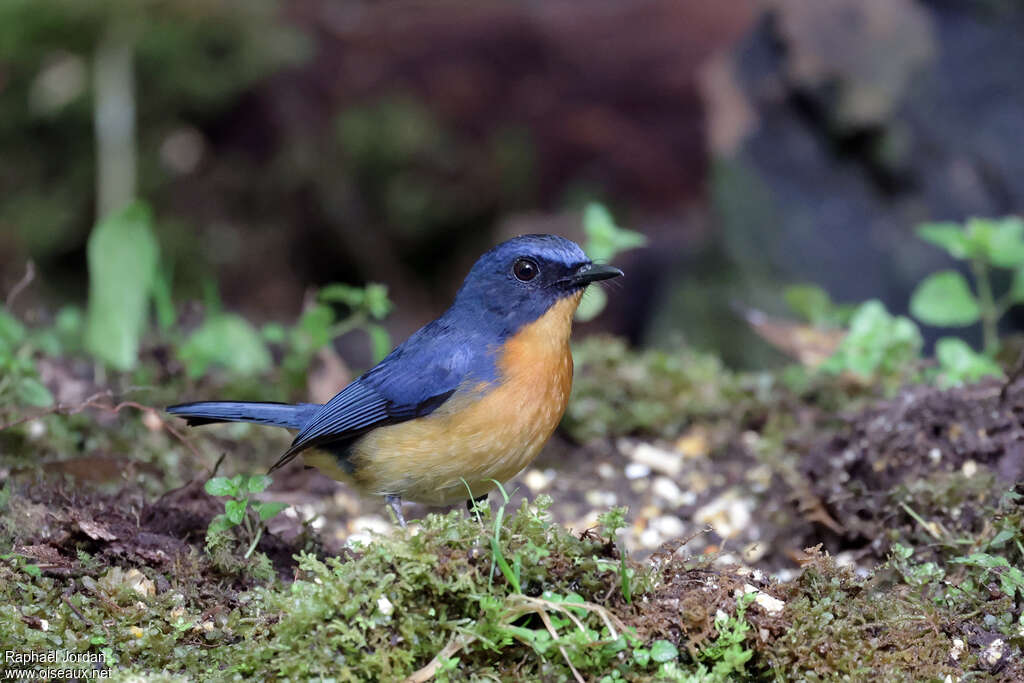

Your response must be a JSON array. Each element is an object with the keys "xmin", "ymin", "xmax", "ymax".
[{"xmin": 451, "ymin": 234, "xmax": 623, "ymax": 337}]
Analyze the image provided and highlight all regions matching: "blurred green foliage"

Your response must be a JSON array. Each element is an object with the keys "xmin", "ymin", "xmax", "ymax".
[
  {"xmin": 0, "ymin": 0, "xmax": 308, "ymax": 283},
  {"xmin": 911, "ymin": 216, "xmax": 1024, "ymax": 355},
  {"xmin": 819, "ymin": 300, "xmax": 922, "ymax": 383},
  {"xmin": 782, "ymin": 284, "xmax": 855, "ymax": 328},
  {"xmin": 783, "ymin": 283, "xmax": 1003, "ymax": 388},
  {"xmin": 0, "ymin": 310, "xmax": 54, "ymax": 407},
  {"xmin": 85, "ymin": 201, "xmax": 158, "ymax": 370},
  {"xmin": 576, "ymin": 203, "xmax": 646, "ymax": 322},
  {"xmin": 179, "ymin": 313, "xmax": 271, "ymax": 379}
]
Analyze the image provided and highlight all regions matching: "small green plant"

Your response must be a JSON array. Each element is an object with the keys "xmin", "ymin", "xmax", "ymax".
[
  {"xmin": 784, "ymin": 287, "xmax": 1001, "ymax": 388},
  {"xmin": 204, "ymin": 474, "xmax": 288, "ymax": 559},
  {"xmin": 261, "ymin": 282, "xmax": 393, "ymax": 392},
  {"xmin": 910, "ymin": 216, "xmax": 1024, "ymax": 357},
  {"xmin": 0, "ymin": 309, "xmax": 54, "ymax": 408},
  {"xmin": 0, "ymin": 552, "xmax": 42, "ymax": 578},
  {"xmin": 950, "ymin": 552, "xmax": 1024, "ymax": 600},
  {"xmin": 575, "ymin": 203, "xmax": 646, "ymax": 322},
  {"xmin": 178, "ymin": 281, "xmax": 392, "ymax": 389},
  {"xmin": 698, "ymin": 591, "xmax": 755, "ymax": 679},
  {"xmin": 598, "ymin": 507, "xmax": 632, "ymax": 604},
  {"xmin": 819, "ymin": 299, "xmax": 923, "ymax": 382}
]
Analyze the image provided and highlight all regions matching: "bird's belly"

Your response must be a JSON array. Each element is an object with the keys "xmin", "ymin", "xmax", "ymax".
[{"xmin": 345, "ymin": 299, "xmax": 578, "ymax": 506}]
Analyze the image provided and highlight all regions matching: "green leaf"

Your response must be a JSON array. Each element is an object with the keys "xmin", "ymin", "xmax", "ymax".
[
  {"xmin": 783, "ymin": 284, "xmax": 833, "ymax": 325},
  {"xmin": 363, "ymin": 283, "xmax": 393, "ymax": 320},
  {"xmin": 260, "ymin": 322, "xmax": 287, "ymax": 344},
  {"xmin": 178, "ymin": 313, "xmax": 272, "ymax": 379},
  {"xmin": 85, "ymin": 201, "xmax": 160, "ymax": 370},
  {"xmin": 255, "ymin": 501, "xmax": 288, "ymax": 521},
  {"xmin": 246, "ymin": 474, "xmax": 272, "ymax": 494},
  {"xmin": 15, "ymin": 377, "xmax": 53, "ymax": 407},
  {"xmin": 297, "ymin": 304, "xmax": 334, "ymax": 350},
  {"xmin": 910, "ymin": 271, "xmax": 980, "ymax": 326},
  {"xmin": 318, "ymin": 283, "xmax": 365, "ymax": 307},
  {"xmin": 649, "ymin": 640, "xmax": 678, "ymax": 663},
  {"xmin": 204, "ymin": 477, "xmax": 237, "ymax": 497},
  {"xmin": 934, "ymin": 337, "xmax": 1003, "ymax": 387},
  {"xmin": 225, "ymin": 499, "xmax": 247, "ymax": 525},
  {"xmin": 574, "ymin": 286, "xmax": 607, "ymax": 322},
  {"xmin": 973, "ymin": 216, "xmax": 1024, "ymax": 268},
  {"xmin": 582, "ymin": 203, "xmax": 647, "ymax": 263},
  {"xmin": 366, "ymin": 324, "xmax": 392, "ymax": 363},
  {"xmin": 0, "ymin": 310, "xmax": 26, "ymax": 347},
  {"xmin": 151, "ymin": 263, "xmax": 176, "ymax": 331},
  {"xmin": 916, "ymin": 222, "xmax": 970, "ymax": 259},
  {"xmin": 821, "ymin": 300, "xmax": 923, "ymax": 378},
  {"xmin": 207, "ymin": 514, "xmax": 234, "ymax": 535}
]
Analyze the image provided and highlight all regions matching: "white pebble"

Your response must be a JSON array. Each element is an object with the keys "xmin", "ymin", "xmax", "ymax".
[
  {"xmin": 618, "ymin": 439, "xmax": 682, "ymax": 476},
  {"xmin": 522, "ymin": 468, "xmax": 554, "ymax": 492},
  {"xmin": 624, "ymin": 463, "xmax": 651, "ymax": 480},
  {"xmin": 652, "ymin": 477, "xmax": 685, "ymax": 506},
  {"xmin": 949, "ymin": 637, "xmax": 965, "ymax": 661},
  {"xmin": 694, "ymin": 491, "xmax": 752, "ymax": 539},
  {"xmin": 981, "ymin": 638, "xmax": 1004, "ymax": 667}
]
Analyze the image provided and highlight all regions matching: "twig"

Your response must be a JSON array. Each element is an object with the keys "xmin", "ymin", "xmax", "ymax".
[
  {"xmin": 62, "ymin": 587, "xmax": 93, "ymax": 626},
  {"xmin": 5, "ymin": 260, "xmax": 35, "ymax": 308},
  {"xmin": 403, "ymin": 632, "xmax": 477, "ymax": 683}
]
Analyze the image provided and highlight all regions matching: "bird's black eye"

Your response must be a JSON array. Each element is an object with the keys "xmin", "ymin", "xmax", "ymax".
[{"xmin": 512, "ymin": 258, "xmax": 540, "ymax": 282}]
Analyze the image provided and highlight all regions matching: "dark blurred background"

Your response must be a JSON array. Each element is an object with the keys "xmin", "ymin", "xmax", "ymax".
[{"xmin": 2, "ymin": 0, "xmax": 1023, "ymax": 366}]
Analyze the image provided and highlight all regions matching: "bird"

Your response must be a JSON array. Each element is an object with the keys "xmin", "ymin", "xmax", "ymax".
[{"xmin": 167, "ymin": 234, "xmax": 623, "ymax": 526}]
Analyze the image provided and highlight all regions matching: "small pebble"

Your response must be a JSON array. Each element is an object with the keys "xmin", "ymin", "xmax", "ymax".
[
  {"xmin": 694, "ymin": 490, "xmax": 752, "ymax": 539},
  {"xmin": 742, "ymin": 542, "xmax": 766, "ymax": 563},
  {"xmin": 377, "ymin": 596, "xmax": 394, "ymax": 616},
  {"xmin": 739, "ymin": 584, "xmax": 785, "ymax": 615},
  {"xmin": 619, "ymin": 439, "xmax": 682, "ymax": 476},
  {"xmin": 27, "ymin": 419, "xmax": 47, "ymax": 440},
  {"xmin": 624, "ymin": 462, "xmax": 651, "ymax": 480},
  {"xmin": 522, "ymin": 468, "xmax": 554, "ymax": 492},
  {"xmin": 650, "ymin": 515, "xmax": 685, "ymax": 539},
  {"xmin": 981, "ymin": 638, "xmax": 1005, "ymax": 668},
  {"xmin": 652, "ymin": 477, "xmax": 685, "ymax": 506},
  {"xmin": 585, "ymin": 490, "xmax": 617, "ymax": 507},
  {"xmin": 949, "ymin": 637, "xmax": 965, "ymax": 662},
  {"xmin": 596, "ymin": 462, "xmax": 617, "ymax": 480},
  {"xmin": 962, "ymin": 460, "xmax": 978, "ymax": 478}
]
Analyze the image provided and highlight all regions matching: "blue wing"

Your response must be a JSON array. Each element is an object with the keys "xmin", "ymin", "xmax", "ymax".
[{"xmin": 269, "ymin": 317, "xmax": 497, "ymax": 471}]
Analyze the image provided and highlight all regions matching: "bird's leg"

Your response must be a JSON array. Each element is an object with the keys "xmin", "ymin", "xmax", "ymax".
[
  {"xmin": 385, "ymin": 495, "xmax": 407, "ymax": 528},
  {"xmin": 466, "ymin": 492, "xmax": 488, "ymax": 512}
]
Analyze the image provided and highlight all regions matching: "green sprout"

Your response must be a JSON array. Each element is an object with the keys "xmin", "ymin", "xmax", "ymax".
[
  {"xmin": 910, "ymin": 216, "xmax": 1024, "ymax": 357},
  {"xmin": 204, "ymin": 474, "xmax": 288, "ymax": 559},
  {"xmin": 576, "ymin": 203, "xmax": 647, "ymax": 322}
]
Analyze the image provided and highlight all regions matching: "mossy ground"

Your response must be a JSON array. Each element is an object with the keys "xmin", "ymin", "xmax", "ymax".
[{"xmin": 2, "ymin": 339, "xmax": 1023, "ymax": 680}]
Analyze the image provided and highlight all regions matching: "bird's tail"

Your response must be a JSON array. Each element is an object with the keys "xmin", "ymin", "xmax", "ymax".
[{"xmin": 166, "ymin": 401, "xmax": 321, "ymax": 430}]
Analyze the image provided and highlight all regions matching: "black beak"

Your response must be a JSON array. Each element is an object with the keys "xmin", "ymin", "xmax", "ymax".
[{"xmin": 572, "ymin": 263, "xmax": 624, "ymax": 286}]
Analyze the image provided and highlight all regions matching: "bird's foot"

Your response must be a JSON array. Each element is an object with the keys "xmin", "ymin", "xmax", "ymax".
[{"xmin": 385, "ymin": 494, "xmax": 407, "ymax": 528}]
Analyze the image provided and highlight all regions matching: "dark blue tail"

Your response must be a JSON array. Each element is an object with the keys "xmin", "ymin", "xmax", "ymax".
[{"xmin": 166, "ymin": 401, "xmax": 321, "ymax": 430}]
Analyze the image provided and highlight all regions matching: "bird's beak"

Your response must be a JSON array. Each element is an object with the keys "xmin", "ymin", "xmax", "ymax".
[{"xmin": 572, "ymin": 263, "xmax": 624, "ymax": 286}]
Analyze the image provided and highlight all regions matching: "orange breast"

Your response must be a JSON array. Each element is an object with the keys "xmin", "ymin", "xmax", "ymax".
[{"xmin": 324, "ymin": 291, "xmax": 582, "ymax": 506}]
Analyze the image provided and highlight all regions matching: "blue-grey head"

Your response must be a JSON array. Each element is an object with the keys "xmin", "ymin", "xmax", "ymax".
[{"xmin": 450, "ymin": 234, "xmax": 623, "ymax": 338}]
